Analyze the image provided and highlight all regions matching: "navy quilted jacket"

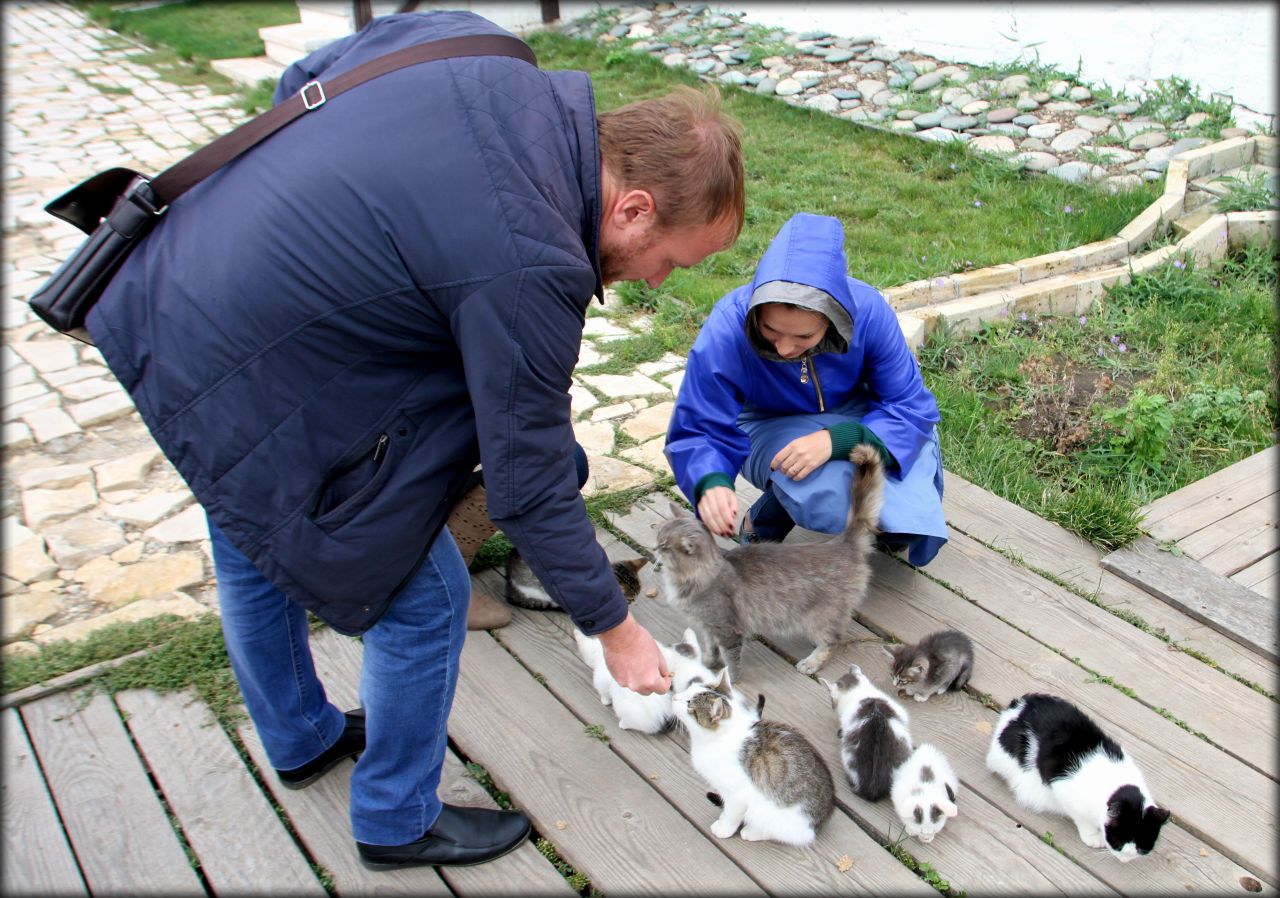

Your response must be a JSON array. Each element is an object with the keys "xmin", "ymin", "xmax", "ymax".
[{"xmin": 87, "ymin": 12, "xmax": 629, "ymax": 635}]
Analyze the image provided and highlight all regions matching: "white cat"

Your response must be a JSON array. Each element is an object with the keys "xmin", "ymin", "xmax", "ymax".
[
  {"xmin": 673, "ymin": 669, "xmax": 835, "ymax": 846},
  {"xmin": 986, "ymin": 693, "xmax": 1170, "ymax": 861},
  {"xmin": 890, "ymin": 743, "xmax": 960, "ymax": 843},
  {"xmin": 572, "ymin": 627, "xmax": 718, "ymax": 734}
]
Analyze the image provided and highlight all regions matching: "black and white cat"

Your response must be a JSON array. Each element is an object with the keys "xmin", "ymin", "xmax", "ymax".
[
  {"xmin": 886, "ymin": 629, "xmax": 974, "ymax": 702},
  {"xmin": 890, "ymin": 743, "xmax": 960, "ymax": 843},
  {"xmin": 986, "ymin": 693, "xmax": 1170, "ymax": 861},
  {"xmin": 673, "ymin": 669, "xmax": 835, "ymax": 846},
  {"xmin": 820, "ymin": 664, "xmax": 913, "ymax": 802},
  {"xmin": 572, "ymin": 626, "xmax": 718, "ymax": 734},
  {"xmin": 507, "ymin": 549, "xmax": 646, "ymax": 610}
]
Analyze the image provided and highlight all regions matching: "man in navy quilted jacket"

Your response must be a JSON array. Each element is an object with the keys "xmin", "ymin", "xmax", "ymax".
[{"xmin": 85, "ymin": 11, "xmax": 743, "ymax": 869}]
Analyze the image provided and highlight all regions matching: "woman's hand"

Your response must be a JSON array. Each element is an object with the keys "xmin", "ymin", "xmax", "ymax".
[
  {"xmin": 770, "ymin": 430, "xmax": 832, "ymax": 481},
  {"xmin": 697, "ymin": 485, "xmax": 739, "ymax": 537}
]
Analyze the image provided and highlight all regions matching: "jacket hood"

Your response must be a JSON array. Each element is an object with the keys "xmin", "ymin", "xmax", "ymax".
[{"xmin": 745, "ymin": 213, "xmax": 853, "ymax": 360}]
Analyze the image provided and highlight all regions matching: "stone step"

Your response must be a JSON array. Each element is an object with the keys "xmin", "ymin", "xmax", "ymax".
[
  {"xmin": 259, "ymin": 21, "xmax": 346, "ymax": 67},
  {"xmin": 209, "ymin": 55, "xmax": 285, "ymax": 89}
]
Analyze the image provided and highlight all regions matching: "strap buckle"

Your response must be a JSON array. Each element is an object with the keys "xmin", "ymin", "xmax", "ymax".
[{"xmin": 300, "ymin": 81, "xmax": 326, "ymax": 110}]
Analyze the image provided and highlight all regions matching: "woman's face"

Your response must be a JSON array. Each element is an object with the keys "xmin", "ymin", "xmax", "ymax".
[{"xmin": 755, "ymin": 303, "xmax": 829, "ymax": 359}]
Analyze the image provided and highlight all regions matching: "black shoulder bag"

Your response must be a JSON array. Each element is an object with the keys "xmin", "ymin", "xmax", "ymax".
[{"xmin": 28, "ymin": 33, "xmax": 537, "ymax": 345}]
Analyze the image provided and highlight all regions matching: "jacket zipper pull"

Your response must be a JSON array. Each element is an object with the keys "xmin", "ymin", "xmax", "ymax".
[
  {"xmin": 799, "ymin": 358, "xmax": 809, "ymax": 384},
  {"xmin": 372, "ymin": 433, "xmax": 390, "ymax": 464}
]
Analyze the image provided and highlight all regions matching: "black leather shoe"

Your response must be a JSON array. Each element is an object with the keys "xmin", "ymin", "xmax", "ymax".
[
  {"xmin": 275, "ymin": 709, "xmax": 365, "ymax": 790},
  {"xmin": 357, "ymin": 803, "xmax": 532, "ymax": 869}
]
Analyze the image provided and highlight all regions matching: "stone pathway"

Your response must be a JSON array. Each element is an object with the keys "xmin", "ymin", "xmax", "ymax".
[
  {"xmin": 1, "ymin": 2, "xmax": 1271, "ymax": 656},
  {"xmin": 566, "ymin": 4, "xmax": 1263, "ymax": 192}
]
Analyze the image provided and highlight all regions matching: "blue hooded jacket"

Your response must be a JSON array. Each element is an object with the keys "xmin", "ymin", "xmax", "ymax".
[
  {"xmin": 665, "ymin": 213, "xmax": 940, "ymax": 506},
  {"xmin": 86, "ymin": 12, "xmax": 629, "ymax": 636}
]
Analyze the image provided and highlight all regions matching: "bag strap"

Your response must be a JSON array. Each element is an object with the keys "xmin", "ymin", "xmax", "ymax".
[{"xmin": 149, "ymin": 33, "xmax": 536, "ymax": 206}]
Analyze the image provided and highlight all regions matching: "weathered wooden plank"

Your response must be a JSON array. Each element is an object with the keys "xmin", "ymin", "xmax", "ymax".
[
  {"xmin": 488, "ymin": 590, "xmax": 936, "ymax": 896},
  {"xmin": 861, "ymin": 552, "xmax": 1279, "ymax": 886},
  {"xmin": 932, "ymin": 530, "xmax": 1276, "ymax": 776},
  {"xmin": 1232, "ymin": 549, "xmax": 1279, "ymax": 591},
  {"xmin": 1102, "ymin": 537, "xmax": 1279, "ymax": 662},
  {"xmin": 116, "ymin": 689, "xmax": 325, "ymax": 896},
  {"xmin": 2, "ymin": 707, "xmax": 86, "ymax": 896},
  {"xmin": 21, "ymin": 690, "xmax": 203, "ymax": 894},
  {"xmin": 449, "ymin": 628, "xmax": 765, "ymax": 896},
  {"xmin": 942, "ymin": 469, "xmax": 1278, "ymax": 689},
  {"xmin": 1141, "ymin": 447, "xmax": 1278, "ymax": 539},
  {"xmin": 610, "ymin": 495, "xmax": 1277, "ymax": 891},
  {"xmin": 304, "ymin": 626, "xmax": 576, "ymax": 897},
  {"xmin": 1178, "ymin": 497, "xmax": 1277, "ymax": 577}
]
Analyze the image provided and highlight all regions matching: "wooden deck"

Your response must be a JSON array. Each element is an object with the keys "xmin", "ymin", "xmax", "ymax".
[{"xmin": 4, "ymin": 457, "xmax": 1277, "ymax": 896}]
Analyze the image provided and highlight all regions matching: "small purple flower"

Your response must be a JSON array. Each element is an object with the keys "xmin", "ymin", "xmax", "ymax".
[
  {"xmin": 973, "ymin": 200, "xmax": 983, "ymax": 207},
  {"xmin": 935, "ymin": 277, "xmax": 947, "ymax": 287},
  {"xmin": 1173, "ymin": 259, "xmax": 1185, "ymax": 269},
  {"xmin": 1078, "ymin": 316, "xmax": 1088, "ymax": 325},
  {"xmin": 1097, "ymin": 347, "xmax": 1107, "ymax": 357},
  {"xmin": 1064, "ymin": 204, "xmax": 1074, "ymax": 213},
  {"xmin": 1110, "ymin": 334, "xmax": 1119, "ymax": 344},
  {"xmin": 1020, "ymin": 312, "xmax": 1028, "ymax": 322},
  {"xmin": 1118, "ymin": 343, "xmax": 1127, "ymax": 353}
]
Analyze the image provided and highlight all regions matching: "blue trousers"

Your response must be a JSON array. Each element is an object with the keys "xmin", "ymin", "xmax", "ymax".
[
  {"xmin": 209, "ymin": 518, "xmax": 469, "ymax": 846},
  {"xmin": 737, "ymin": 395, "xmax": 948, "ymax": 566}
]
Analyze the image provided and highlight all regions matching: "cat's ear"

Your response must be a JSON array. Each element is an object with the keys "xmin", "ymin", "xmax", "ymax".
[
  {"xmin": 622, "ymin": 557, "xmax": 646, "ymax": 573},
  {"xmin": 678, "ymin": 533, "xmax": 700, "ymax": 555},
  {"xmin": 713, "ymin": 668, "xmax": 732, "ymax": 694},
  {"xmin": 709, "ymin": 695, "xmax": 730, "ymax": 723},
  {"xmin": 1147, "ymin": 806, "xmax": 1171, "ymax": 827},
  {"xmin": 668, "ymin": 502, "xmax": 691, "ymax": 519},
  {"xmin": 883, "ymin": 644, "xmax": 898, "ymax": 662},
  {"xmin": 942, "ymin": 799, "xmax": 959, "ymax": 818},
  {"xmin": 945, "ymin": 782, "xmax": 957, "ymax": 803}
]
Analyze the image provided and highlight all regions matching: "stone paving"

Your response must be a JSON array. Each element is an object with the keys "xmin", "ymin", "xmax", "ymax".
[{"xmin": 1, "ymin": 2, "xmax": 1273, "ymax": 657}]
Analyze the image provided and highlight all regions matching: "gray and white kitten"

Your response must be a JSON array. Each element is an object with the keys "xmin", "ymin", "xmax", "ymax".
[
  {"xmin": 821, "ymin": 663, "xmax": 913, "ymax": 802},
  {"xmin": 673, "ymin": 669, "xmax": 835, "ymax": 846},
  {"xmin": 654, "ymin": 444, "xmax": 884, "ymax": 678},
  {"xmin": 886, "ymin": 629, "xmax": 974, "ymax": 702},
  {"xmin": 572, "ymin": 626, "xmax": 719, "ymax": 734},
  {"xmin": 890, "ymin": 743, "xmax": 960, "ymax": 843},
  {"xmin": 506, "ymin": 549, "xmax": 646, "ymax": 611}
]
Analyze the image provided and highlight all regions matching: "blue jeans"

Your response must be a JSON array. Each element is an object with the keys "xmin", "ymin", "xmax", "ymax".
[{"xmin": 209, "ymin": 518, "xmax": 470, "ymax": 846}]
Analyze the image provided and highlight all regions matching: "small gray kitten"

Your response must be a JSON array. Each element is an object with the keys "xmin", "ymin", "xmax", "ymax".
[
  {"xmin": 886, "ymin": 629, "xmax": 974, "ymax": 702},
  {"xmin": 654, "ymin": 444, "xmax": 884, "ymax": 678},
  {"xmin": 505, "ymin": 549, "xmax": 646, "ymax": 611}
]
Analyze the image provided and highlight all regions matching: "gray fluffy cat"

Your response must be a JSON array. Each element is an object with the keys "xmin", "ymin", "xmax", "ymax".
[
  {"xmin": 505, "ymin": 549, "xmax": 646, "ymax": 611},
  {"xmin": 654, "ymin": 444, "xmax": 884, "ymax": 678},
  {"xmin": 674, "ymin": 668, "xmax": 835, "ymax": 846},
  {"xmin": 886, "ymin": 629, "xmax": 974, "ymax": 702}
]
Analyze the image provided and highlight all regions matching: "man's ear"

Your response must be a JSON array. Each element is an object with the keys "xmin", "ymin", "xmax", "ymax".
[{"xmin": 610, "ymin": 188, "xmax": 657, "ymax": 229}]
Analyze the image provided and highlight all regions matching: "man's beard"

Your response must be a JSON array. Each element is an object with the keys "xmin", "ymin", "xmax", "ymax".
[{"xmin": 599, "ymin": 228, "xmax": 656, "ymax": 285}]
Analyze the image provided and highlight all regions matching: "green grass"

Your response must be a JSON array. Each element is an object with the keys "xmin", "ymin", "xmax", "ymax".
[
  {"xmin": 919, "ymin": 243, "xmax": 1277, "ymax": 546},
  {"xmin": 79, "ymin": 1, "xmax": 299, "ymax": 64}
]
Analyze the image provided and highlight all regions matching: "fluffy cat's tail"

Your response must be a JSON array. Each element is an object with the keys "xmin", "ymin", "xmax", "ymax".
[{"xmin": 841, "ymin": 444, "xmax": 885, "ymax": 544}]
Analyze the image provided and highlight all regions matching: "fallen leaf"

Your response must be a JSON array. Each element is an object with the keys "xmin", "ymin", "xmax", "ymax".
[
  {"xmin": 1240, "ymin": 876, "xmax": 1262, "ymax": 892},
  {"xmin": 836, "ymin": 855, "xmax": 853, "ymax": 873},
  {"xmin": 975, "ymin": 720, "xmax": 993, "ymax": 734},
  {"xmin": 646, "ymin": 587, "xmax": 658, "ymax": 597},
  {"xmin": 1199, "ymin": 848, "xmax": 1208, "ymax": 857},
  {"xmin": 649, "ymin": 773, "xmax": 659, "ymax": 779},
  {"xmin": 555, "ymin": 820, "xmax": 567, "ymax": 831}
]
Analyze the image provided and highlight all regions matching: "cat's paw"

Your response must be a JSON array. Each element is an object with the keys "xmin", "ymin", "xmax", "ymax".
[
  {"xmin": 710, "ymin": 818, "xmax": 740, "ymax": 839},
  {"xmin": 1078, "ymin": 827, "xmax": 1106, "ymax": 849},
  {"xmin": 739, "ymin": 825, "xmax": 766, "ymax": 842},
  {"xmin": 912, "ymin": 693, "xmax": 929, "ymax": 702}
]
